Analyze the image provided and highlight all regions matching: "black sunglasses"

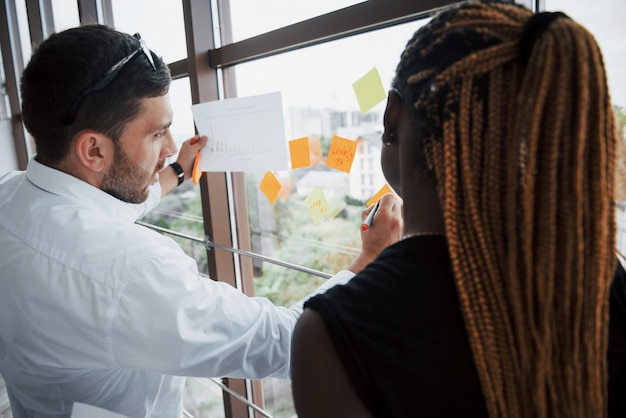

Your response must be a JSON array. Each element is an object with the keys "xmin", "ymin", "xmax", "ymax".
[{"xmin": 64, "ymin": 33, "xmax": 157, "ymax": 125}]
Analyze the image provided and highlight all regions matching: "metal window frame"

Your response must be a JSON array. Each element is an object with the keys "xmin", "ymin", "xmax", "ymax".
[
  {"xmin": 209, "ymin": 0, "xmax": 461, "ymax": 69},
  {"xmin": 0, "ymin": 0, "xmax": 29, "ymax": 169}
]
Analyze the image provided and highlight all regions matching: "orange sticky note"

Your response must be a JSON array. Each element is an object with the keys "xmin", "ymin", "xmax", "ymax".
[
  {"xmin": 277, "ymin": 177, "xmax": 294, "ymax": 201},
  {"xmin": 259, "ymin": 171, "xmax": 282, "ymax": 204},
  {"xmin": 192, "ymin": 151, "xmax": 202, "ymax": 184},
  {"xmin": 304, "ymin": 186, "xmax": 331, "ymax": 224},
  {"xmin": 326, "ymin": 135, "xmax": 357, "ymax": 173},
  {"xmin": 366, "ymin": 184, "xmax": 396, "ymax": 207},
  {"xmin": 352, "ymin": 67, "xmax": 387, "ymax": 114},
  {"xmin": 289, "ymin": 137, "xmax": 311, "ymax": 169},
  {"xmin": 308, "ymin": 136, "xmax": 324, "ymax": 166}
]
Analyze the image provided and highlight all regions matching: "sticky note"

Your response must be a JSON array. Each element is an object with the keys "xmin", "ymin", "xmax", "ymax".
[
  {"xmin": 326, "ymin": 200, "xmax": 347, "ymax": 220},
  {"xmin": 259, "ymin": 171, "xmax": 282, "ymax": 204},
  {"xmin": 192, "ymin": 151, "xmax": 202, "ymax": 184},
  {"xmin": 367, "ymin": 184, "xmax": 396, "ymax": 207},
  {"xmin": 305, "ymin": 186, "xmax": 331, "ymax": 224},
  {"xmin": 277, "ymin": 177, "xmax": 294, "ymax": 202},
  {"xmin": 309, "ymin": 136, "xmax": 324, "ymax": 166},
  {"xmin": 289, "ymin": 137, "xmax": 311, "ymax": 169},
  {"xmin": 326, "ymin": 135, "xmax": 357, "ymax": 173},
  {"xmin": 352, "ymin": 67, "xmax": 387, "ymax": 114}
]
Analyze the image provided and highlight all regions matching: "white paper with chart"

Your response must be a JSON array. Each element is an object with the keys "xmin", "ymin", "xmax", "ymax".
[{"xmin": 191, "ymin": 91, "xmax": 289, "ymax": 172}]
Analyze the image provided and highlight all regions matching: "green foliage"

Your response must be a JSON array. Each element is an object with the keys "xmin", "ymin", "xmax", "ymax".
[
  {"xmin": 142, "ymin": 186, "xmax": 209, "ymax": 273},
  {"xmin": 616, "ymin": 106, "xmax": 626, "ymax": 139},
  {"xmin": 344, "ymin": 194, "xmax": 366, "ymax": 207},
  {"xmin": 319, "ymin": 134, "xmax": 332, "ymax": 155},
  {"xmin": 142, "ymin": 174, "xmax": 364, "ymax": 306},
  {"xmin": 252, "ymin": 193, "xmax": 362, "ymax": 307}
]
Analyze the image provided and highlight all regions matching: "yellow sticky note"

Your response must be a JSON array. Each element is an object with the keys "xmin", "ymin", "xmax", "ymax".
[
  {"xmin": 305, "ymin": 186, "xmax": 331, "ymax": 224},
  {"xmin": 308, "ymin": 136, "xmax": 324, "ymax": 166},
  {"xmin": 326, "ymin": 135, "xmax": 357, "ymax": 173},
  {"xmin": 367, "ymin": 184, "xmax": 396, "ymax": 207},
  {"xmin": 352, "ymin": 67, "xmax": 387, "ymax": 114},
  {"xmin": 259, "ymin": 172, "xmax": 282, "ymax": 204},
  {"xmin": 289, "ymin": 137, "xmax": 311, "ymax": 169},
  {"xmin": 192, "ymin": 151, "xmax": 202, "ymax": 184},
  {"xmin": 327, "ymin": 200, "xmax": 347, "ymax": 220}
]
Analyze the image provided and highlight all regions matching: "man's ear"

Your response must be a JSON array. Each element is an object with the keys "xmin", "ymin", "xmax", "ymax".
[{"xmin": 73, "ymin": 131, "xmax": 112, "ymax": 173}]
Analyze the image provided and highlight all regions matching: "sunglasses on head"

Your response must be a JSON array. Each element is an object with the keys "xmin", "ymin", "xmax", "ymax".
[{"xmin": 64, "ymin": 33, "xmax": 156, "ymax": 125}]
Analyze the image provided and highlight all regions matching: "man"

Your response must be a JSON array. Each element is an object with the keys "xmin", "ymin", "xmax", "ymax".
[{"xmin": 0, "ymin": 25, "xmax": 403, "ymax": 417}]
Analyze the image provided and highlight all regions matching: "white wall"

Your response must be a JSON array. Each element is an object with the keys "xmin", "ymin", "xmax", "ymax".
[{"xmin": 0, "ymin": 118, "xmax": 19, "ymax": 176}]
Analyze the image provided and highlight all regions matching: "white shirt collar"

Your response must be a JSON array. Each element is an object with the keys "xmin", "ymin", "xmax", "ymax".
[{"xmin": 25, "ymin": 157, "xmax": 155, "ymax": 223}]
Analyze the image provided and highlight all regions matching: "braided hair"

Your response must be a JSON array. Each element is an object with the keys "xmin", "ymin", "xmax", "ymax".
[{"xmin": 393, "ymin": 1, "xmax": 616, "ymax": 417}]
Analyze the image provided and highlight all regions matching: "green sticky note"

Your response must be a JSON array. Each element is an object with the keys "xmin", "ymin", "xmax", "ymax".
[
  {"xmin": 304, "ymin": 186, "xmax": 331, "ymax": 224},
  {"xmin": 352, "ymin": 67, "xmax": 386, "ymax": 114}
]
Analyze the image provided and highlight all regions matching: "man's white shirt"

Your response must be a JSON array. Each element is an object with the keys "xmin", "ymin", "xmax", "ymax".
[{"xmin": 0, "ymin": 158, "xmax": 354, "ymax": 417}]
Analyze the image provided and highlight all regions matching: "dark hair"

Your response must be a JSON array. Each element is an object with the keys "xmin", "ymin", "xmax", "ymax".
[
  {"xmin": 393, "ymin": 1, "xmax": 615, "ymax": 417},
  {"xmin": 20, "ymin": 24, "xmax": 171, "ymax": 164}
]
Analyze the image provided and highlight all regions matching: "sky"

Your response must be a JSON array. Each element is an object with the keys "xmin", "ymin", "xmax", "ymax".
[
  {"xmin": 43, "ymin": 0, "xmax": 626, "ymax": 143},
  {"xmin": 228, "ymin": 0, "xmax": 626, "ymax": 109}
]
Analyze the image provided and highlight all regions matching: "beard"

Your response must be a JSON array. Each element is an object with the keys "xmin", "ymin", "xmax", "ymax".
[{"xmin": 101, "ymin": 141, "xmax": 164, "ymax": 204}]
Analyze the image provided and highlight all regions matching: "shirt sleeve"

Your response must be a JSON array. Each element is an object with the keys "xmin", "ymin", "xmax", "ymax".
[
  {"xmin": 108, "ymin": 237, "xmax": 355, "ymax": 380},
  {"xmin": 288, "ymin": 269, "xmax": 354, "ymax": 313}
]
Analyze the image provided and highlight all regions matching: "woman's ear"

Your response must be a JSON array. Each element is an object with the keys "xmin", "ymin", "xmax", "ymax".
[
  {"xmin": 73, "ymin": 131, "xmax": 112, "ymax": 173},
  {"xmin": 383, "ymin": 89, "xmax": 404, "ymax": 145}
]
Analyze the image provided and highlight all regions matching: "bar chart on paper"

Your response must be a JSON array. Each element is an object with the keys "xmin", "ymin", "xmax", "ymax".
[{"xmin": 192, "ymin": 92, "xmax": 289, "ymax": 173}]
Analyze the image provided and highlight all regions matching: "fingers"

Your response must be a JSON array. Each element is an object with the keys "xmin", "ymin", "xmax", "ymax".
[
  {"xmin": 188, "ymin": 134, "xmax": 208, "ymax": 148},
  {"xmin": 358, "ymin": 193, "xmax": 404, "ymax": 264},
  {"xmin": 175, "ymin": 135, "xmax": 208, "ymax": 179},
  {"xmin": 361, "ymin": 193, "xmax": 402, "ymax": 225}
]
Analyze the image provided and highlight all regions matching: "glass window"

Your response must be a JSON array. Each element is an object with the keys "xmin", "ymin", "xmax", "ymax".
[
  {"xmin": 233, "ymin": 19, "xmax": 428, "ymax": 417},
  {"xmin": 51, "ymin": 0, "xmax": 80, "ymax": 32},
  {"xmin": 139, "ymin": 77, "xmax": 207, "ymax": 274},
  {"xmin": 169, "ymin": 77, "xmax": 196, "ymax": 145},
  {"xmin": 183, "ymin": 378, "xmax": 226, "ymax": 418},
  {"xmin": 14, "ymin": 0, "xmax": 32, "ymax": 62},
  {"xmin": 110, "ymin": 0, "xmax": 187, "ymax": 63},
  {"xmin": 236, "ymin": 21, "xmax": 423, "ymax": 306},
  {"xmin": 545, "ymin": 0, "xmax": 626, "ymax": 254},
  {"xmin": 228, "ymin": 0, "xmax": 366, "ymax": 42},
  {"xmin": 0, "ymin": 52, "xmax": 8, "ymax": 119}
]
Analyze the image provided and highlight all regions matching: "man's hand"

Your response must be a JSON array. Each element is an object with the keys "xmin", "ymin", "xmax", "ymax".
[
  {"xmin": 176, "ymin": 135, "xmax": 208, "ymax": 181},
  {"xmin": 159, "ymin": 135, "xmax": 208, "ymax": 196},
  {"xmin": 346, "ymin": 193, "xmax": 403, "ymax": 274}
]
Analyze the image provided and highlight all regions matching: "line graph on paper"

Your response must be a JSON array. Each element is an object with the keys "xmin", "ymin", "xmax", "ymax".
[{"xmin": 191, "ymin": 92, "xmax": 289, "ymax": 173}]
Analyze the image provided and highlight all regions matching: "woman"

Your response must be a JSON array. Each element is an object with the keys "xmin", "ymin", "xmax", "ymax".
[{"xmin": 291, "ymin": 1, "xmax": 617, "ymax": 417}]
